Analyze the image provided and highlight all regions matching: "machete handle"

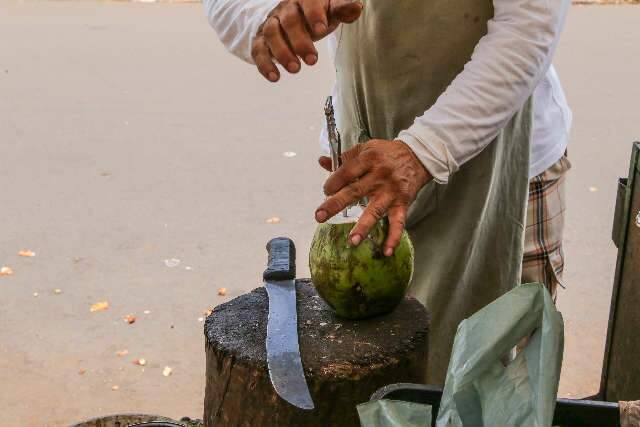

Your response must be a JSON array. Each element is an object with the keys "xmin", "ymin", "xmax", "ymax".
[{"xmin": 263, "ymin": 237, "xmax": 296, "ymax": 281}]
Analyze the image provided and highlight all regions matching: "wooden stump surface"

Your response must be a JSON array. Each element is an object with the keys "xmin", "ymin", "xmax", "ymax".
[{"xmin": 204, "ymin": 280, "xmax": 429, "ymax": 427}]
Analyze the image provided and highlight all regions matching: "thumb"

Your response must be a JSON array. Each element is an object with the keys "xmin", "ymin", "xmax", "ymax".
[
  {"xmin": 329, "ymin": 0, "xmax": 363, "ymax": 24},
  {"xmin": 318, "ymin": 156, "xmax": 332, "ymax": 171}
]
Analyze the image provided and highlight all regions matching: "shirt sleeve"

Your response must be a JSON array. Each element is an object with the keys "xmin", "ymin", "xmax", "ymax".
[
  {"xmin": 203, "ymin": 0, "xmax": 280, "ymax": 64},
  {"xmin": 397, "ymin": 0, "xmax": 571, "ymax": 184}
]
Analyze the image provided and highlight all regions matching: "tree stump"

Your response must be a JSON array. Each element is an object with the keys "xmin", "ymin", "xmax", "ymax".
[{"xmin": 204, "ymin": 280, "xmax": 429, "ymax": 427}]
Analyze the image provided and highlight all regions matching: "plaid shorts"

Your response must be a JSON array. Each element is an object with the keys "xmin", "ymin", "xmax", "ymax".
[{"xmin": 521, "ymin": 154, "xmax": 571, "ymax": 298}]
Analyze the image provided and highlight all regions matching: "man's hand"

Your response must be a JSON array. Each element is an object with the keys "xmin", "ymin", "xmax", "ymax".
[
  {"xmin": 316, "ymin": 140, "xmax": 432, "ymax": 256},
  {"xmin": 252, "ymin": 0, "xmax": 363, "ymax": 82}
]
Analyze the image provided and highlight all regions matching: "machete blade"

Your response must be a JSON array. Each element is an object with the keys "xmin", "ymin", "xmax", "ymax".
[{"xmin": 265, "ymin": 279, "xmax": 314, "ymax": 410}]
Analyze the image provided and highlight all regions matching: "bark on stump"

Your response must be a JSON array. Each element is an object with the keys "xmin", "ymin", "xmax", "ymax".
[{"xmin": 204, "ymin": 280, "xmax": 429, "ymax": 427}]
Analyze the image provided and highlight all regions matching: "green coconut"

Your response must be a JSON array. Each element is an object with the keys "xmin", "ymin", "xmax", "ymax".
[{"xmin": 309, "ymin": 220, "xmax": 414, "ymax": 319}]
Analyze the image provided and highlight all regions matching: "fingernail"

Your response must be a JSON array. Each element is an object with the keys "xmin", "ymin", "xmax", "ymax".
[
  {"xmin": 305, "ymin": 54, "xmax": 318, "ymax": 65},
  {"xmin": 267, "ymin": 72, "xmax": 278, "ymax": 82},
  {"xmin": 384, "ymin": 247, "xmax": 393, "ymax": 257},
  {"xmin": 316, "ymin": 210, "xmax": 327, "ymax": 222},
  {"xmin": 314, "ymin": 23, "xmax": 327, "ymax": 35},
  {"xmin": 350, "ymin": 234, "xmax": 362, "ymax": 246},
  {"xmin": 288, "ymin": 62, "xmax": 300, "ymax": 73}
]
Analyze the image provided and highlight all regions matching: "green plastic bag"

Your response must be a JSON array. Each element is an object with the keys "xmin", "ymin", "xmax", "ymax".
[
  {"xmin": 358, "ymin": 283, "xmax": 564, "ymax": 427},
  {"xmin": 357, "ymin": 400, "xmax": 433, "ymax": 427},
  {"xmin": 436, "ymin": 283, "xmax": 564, "ymax": 426}
]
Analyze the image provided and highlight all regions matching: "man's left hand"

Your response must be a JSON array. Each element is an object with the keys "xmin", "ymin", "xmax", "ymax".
[{"xmin": 315, "ymin": 139, "xmax": 432, "ymax": 256}]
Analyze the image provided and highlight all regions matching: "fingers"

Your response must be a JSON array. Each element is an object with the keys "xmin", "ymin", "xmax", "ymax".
[
  {"xmin": 314, "ymin": 138, "xmax": 418, "ymax": 256},
  {"xmin": 323, "ymin": 144, "xmax": 366, "ymax": 195},
  {"xmin": 279, "ymin": 3, "xmax": 318, "ymax": 65},
  {"xmin": 329, "ymin": 0, "xmax": 363, "ymax": 25},
  {"xmin": 383, "ymin": 205, "xmax": 407, "ymax": 256},
  {"xmin": 348, "ymin": 193, "xmax": 394, "ymax": 246},
  {"xmin": 252, "ymin": 36, "xmax": 280, "ymax": 82},
  {"xmin": 315, "ymin": 175, "xmax": 375, "ymax": 222},
  {"xmin": 298, "ymin": 0, "xmax": 330, "ymax": 38},
  {"xmin": 318, "ymin": 156, "xmax": 332, "ymax": 171},
  {"xmin": 263, "ymin": 16, "xmax": 300, "ymax": 74},
  {"xmin": 299, "ymin": 0, "xmax": 362, "ymax": 38},
  {"xmin": 254, "ymin": 0, "xmax": 363, "ymax": 82},
  {"xmin": 323, "ymin": 156, "xmax": 368, "ymax": 196}
]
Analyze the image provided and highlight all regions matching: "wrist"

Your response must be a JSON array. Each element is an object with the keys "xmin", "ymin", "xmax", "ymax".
[
  {"xmin": 396, "ymin": 130, "xmax": 456, "ymax": 185},
  {"xmin": 395, "ymin": 140, "xmax": 433, "ymax": 185}
]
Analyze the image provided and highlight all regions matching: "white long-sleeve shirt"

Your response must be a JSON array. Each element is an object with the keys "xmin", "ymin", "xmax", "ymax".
[{"xmin": 204, "ymin": 0, "xmax": 572, "ymax": 181}]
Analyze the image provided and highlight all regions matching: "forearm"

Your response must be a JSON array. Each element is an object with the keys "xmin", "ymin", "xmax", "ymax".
[
  {"xmin": 398, "ymin": 0, "xmax": 570, "ymax": 184},
  {"xmin": 203, "ymin": 0, "xmax": 279, "ymax": 64}
]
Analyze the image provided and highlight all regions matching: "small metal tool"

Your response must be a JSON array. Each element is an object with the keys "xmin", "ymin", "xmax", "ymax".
[
  {"xmin": 324, "ymin": 96, "xmax": 350, "ymax": 218},
  {"xmin": 324, "ymin": 96, "xmax": 342, "ymax": 172}
]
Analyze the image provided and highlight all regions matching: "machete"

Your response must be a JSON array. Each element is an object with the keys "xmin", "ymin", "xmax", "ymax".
[{"xmin": 263, "ymin": 237, "xmax": 314, "ymax": 410}]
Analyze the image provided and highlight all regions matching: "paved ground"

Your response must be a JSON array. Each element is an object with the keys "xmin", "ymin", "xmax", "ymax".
[{"xmin": 1, "ymin": 2, "xmax": 639, "ymax": 425}]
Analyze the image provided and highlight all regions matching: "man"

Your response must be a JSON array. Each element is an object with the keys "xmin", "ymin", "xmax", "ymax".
[{"xmin": 205, "ymin": 0, "xmax": 572, "ymax": 384}]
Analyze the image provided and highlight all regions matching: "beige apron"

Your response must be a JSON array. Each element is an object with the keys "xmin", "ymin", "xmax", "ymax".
[{"xmin": 335, "ymin": 0, "xmax": 532, "ymax": 385}]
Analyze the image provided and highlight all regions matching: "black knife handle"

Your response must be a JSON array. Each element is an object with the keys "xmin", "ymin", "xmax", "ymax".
[{"xmin": 263, "ymin": 237, "xmax": 296, "ymax": 281}]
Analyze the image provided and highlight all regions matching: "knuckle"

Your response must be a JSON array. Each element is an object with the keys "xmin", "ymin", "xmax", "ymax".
[
  {"xmin": 251, "ymin": 44, "xmax": 267, "ymax": 60},
  {"xmin": 342, "ymin": 150, "xmax": 356, "ymax": 162},
  {"xmin": 361, "ymin": 148, "xmax": 380, "ymax": 163},
  {"xmin": 320, "ymin": 199, "xmax": 336, "ymax": 215},
  {"xmin": 263, "ymin": 20, "xmax": 279, "ymax": 38},
  {"xmin": 304, "ymin": 7, "xmax": 324, "ymax": 24},
  {"xmin": 390, "ymin": 206, "xmax": 408, "ymax": 225},
  {"xmin": 397, "ymin": 180, "xmax": 413, "ymax": 199},
  {"xmin": 332, "ymin": 196, "xmax": 348, "ymax": 212},
  {"xmin": 393, "ymin": 217, "xmax": 406, "ymax": 230},
  {"xmin": 251, "ymin": 34, "xmax": 266, "ymax": 48},
  {"xmin": 342, "ymin": 169, "xmax": 356, "ymax": 185},
  {"xmin": 280, "ymin": 10, "xmax": 298, "ymax": 29},
  {"xmin": 251, "ymin": 46, "xmax": 260, "ymax": 59},
  {"xmin": 347, "ymin": 144, "xmax": 364, "ymax": 159},
  {"xmin": 355, "ymin": 214, "xmax": 374, "ymax": 230},
  {"xmin": 254, "ymin": 51, "xmax": 273, "ymax": 65},
  {"xmin": 322, "ymin": 201, "xmax": 336, "ymax": 214},
  {"xmin": 255, "ymin": 62, "xmax": 268, "ymax": 74},
  {"xmin": 272, "ymin": 1, "xmax": 290, "ymax": 14},
  {"xmin": 370, "ymin": 204, "xmax": 386, "ymax": 220},
  {"xmin": 348, "ymin": 181, "xmax": 365, "ymax": 199}
]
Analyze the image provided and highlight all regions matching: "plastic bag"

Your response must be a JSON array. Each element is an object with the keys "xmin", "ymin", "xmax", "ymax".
[
  {"xmin": 358, "ymin": 283, "xmax": 564, "ymax": 427},
  {"xmin": 357, "ymin": 399, "xmax": 433, "ymax": 427}
]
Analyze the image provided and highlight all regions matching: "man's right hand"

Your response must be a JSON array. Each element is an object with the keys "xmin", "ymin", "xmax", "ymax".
[{"xmin": 252, "ymin": 0, "xmax": 363, "ymax": 82}]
